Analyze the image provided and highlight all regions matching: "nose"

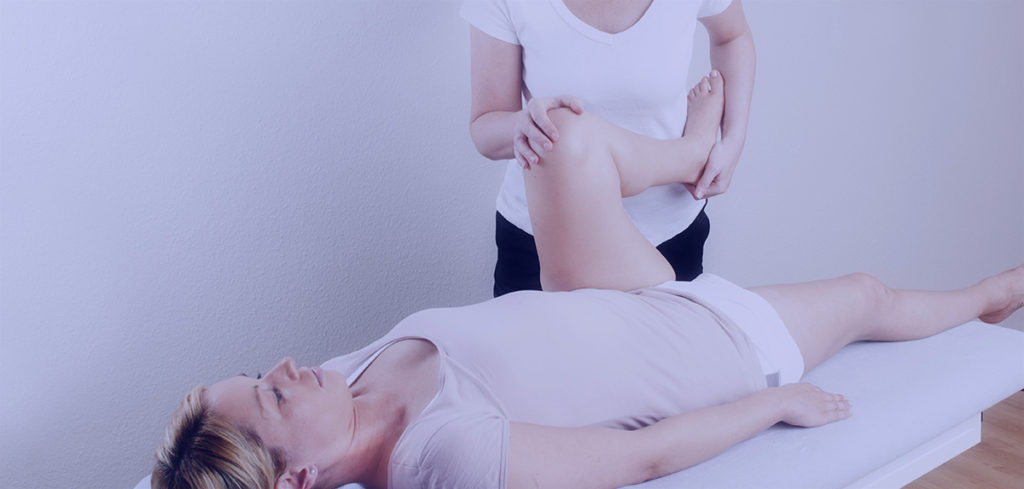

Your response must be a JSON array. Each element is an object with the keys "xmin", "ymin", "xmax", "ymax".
[{"xmin": 270, "ymin": 357, "xmax": 300, "ymax": 381}]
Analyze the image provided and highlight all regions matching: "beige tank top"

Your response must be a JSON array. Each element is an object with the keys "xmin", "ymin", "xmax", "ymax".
[{"xmin": 322, "ymin": 285, "xmax": 765, "ymax": 488}]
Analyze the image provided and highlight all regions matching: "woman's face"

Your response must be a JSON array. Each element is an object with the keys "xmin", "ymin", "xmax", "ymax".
[{"xmin": 206, "ymin": 357, "xmax": 355, "ymax": 467}]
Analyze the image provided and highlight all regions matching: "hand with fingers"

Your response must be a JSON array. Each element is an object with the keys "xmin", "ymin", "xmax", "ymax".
[
  {"xmin": 690, "ymin": 137, "xmax": 742, "ymax": 200},
  {"xmin": 775, "ymin": 382, "xmax": 852, "ymax": 428},
  {"xmin": 513, "ymin": 95, "xmax": 584, "ymax": 169}
]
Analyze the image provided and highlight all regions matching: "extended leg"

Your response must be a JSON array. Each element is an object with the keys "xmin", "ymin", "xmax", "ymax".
[
  {"xmin": 524, "ymin": 75, "xmax": 724, "ymax": 291},
  {"xmin": 750, "ymin": 266, "xmax": 1024, "ymax": 374}
]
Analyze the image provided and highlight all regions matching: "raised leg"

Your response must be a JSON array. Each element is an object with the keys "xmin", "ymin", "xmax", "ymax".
[
  {"xmin": 523, "ymin": 74, "xmax": 724, "ymax": 291},
  {"xmin": 750, "ymin": 266, "xmax": 1024, "ymax": 374}
]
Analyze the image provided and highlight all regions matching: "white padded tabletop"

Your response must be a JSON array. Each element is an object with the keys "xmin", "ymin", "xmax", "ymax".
[{"xmin": 626, "ymin": 321, "xmax": 1024, "ymax": 488}]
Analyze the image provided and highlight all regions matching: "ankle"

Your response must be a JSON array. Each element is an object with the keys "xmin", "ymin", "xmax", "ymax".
[{"xmin": 671, "ymin": 136, "xmax": 710, "ymax": 184}]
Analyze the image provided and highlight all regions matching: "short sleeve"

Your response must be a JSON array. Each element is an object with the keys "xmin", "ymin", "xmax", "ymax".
[
  {"xmin": 460, "ymin": 0, "xmax": 519, "ymax": 45},
  {"xmin": 698, "ymin": 0, "xmax": 732, "ymax": 18},
  {"xmin": 391, "ymin": 413, "xmax": 510, "ymax": 489}
]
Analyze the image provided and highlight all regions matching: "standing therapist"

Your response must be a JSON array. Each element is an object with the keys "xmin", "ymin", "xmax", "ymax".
[{"xmin": 463, "ymin": 0, "xmax": 756, "ymax": 296}]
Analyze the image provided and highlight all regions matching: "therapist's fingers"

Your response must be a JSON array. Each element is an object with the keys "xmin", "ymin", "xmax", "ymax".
[
  {"xmin": 557, "ymin": 94, "xmax": 585, "ymax": 115},
  {"xmin": 694, "ymin": 166, "xmax": 720, "ymax": 199},
  {"xmin": 527, "ymin": 103, "xmax": 561, "ymax": 145},
  {"xmin": 683, "ymin": 182, "xmax": 703, "ymax": 200},
  {"xmin": 527, "ymin": 95, "xmax": 585, "ymax": 144},
  {"xmin": 517, "ymin": 94, "xmax": 586, "ymax": 169},
  {"xmin": 515, "ymin": 106, "xmax": 553, "ymax": 163},
  {"xmin": 523, "ymin": 120, "xmax": 554, "ymax": 156},
  {"xmin": 514, "ymin": 135, "xmax": 535, "ymax": 169}
]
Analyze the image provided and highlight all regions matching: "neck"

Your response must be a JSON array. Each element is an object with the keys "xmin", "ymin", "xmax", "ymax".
[
  {"xmin": 322, "ymin": 339, "xmax": 440, "ymax": 489},
  {"xmin": 321, "ymin": 392, "xmax": 407, "ymax": 489}
]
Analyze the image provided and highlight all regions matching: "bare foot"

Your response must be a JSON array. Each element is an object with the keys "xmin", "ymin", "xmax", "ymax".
[
  {"xmin": 682, "ymin": 71, "xmax": 725, "ymax": 164},
  {"xmin": 979, "ymin": 265, "xmax": 1024, "ymax": 324}
]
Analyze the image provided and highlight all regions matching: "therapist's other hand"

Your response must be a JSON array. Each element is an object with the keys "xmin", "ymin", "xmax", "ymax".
[
  {"xmin": 776, "ymin": 383, "xmax": 852, "ymax": 428},
  {"xmin": 689, "ymin": 138, "xmax": 742, "ymax": 200},
  {"xmin": 514, "ymin": 95, "xmax": 584, "ymax": 169}
]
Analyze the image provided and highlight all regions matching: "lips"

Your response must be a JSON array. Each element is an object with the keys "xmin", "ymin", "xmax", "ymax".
[{"xmin": 311, "ymin": 367, "xmax": 324, "ymax": 387}]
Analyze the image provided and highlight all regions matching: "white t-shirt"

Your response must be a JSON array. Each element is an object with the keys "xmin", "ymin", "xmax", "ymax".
[{"xmin": 462, "ymin": 0, "xmax": 733, "ymax": 245}]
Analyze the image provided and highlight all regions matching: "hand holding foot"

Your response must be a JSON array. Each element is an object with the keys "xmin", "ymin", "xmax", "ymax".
[{"xmin": 681, "ymin": 71, "xmax": 731, "ymax": 199}]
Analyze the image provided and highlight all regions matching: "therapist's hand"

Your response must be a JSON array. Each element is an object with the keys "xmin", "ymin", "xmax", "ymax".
[
  {"xmin": 689, "ymin": 138, "xmax": 742, "ymax": 200},
  {"xmin": 514, "ymin": 95, "xmax": 584, "ymax": 170}
]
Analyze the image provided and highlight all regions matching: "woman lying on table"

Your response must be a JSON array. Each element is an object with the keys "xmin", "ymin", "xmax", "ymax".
[{"xmin": 152, "ymin": 73, "xmax": 1024, "ymax": 489}]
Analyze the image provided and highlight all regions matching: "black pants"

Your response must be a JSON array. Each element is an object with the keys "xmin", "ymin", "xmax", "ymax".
[{"xmin": 493, "ymin": 207, "xmax": 711, "ymax": 297}]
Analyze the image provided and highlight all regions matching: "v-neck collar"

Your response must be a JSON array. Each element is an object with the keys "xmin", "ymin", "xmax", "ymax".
[{"xmin": 549, "ymin": 0, "xmax": 657, "ymax": 45}]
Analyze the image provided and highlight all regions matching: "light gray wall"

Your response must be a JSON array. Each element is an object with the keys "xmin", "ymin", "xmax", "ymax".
[
  {"xmin": 0, "ymin": 1, "xmax": 1020, "ymax": 488},
  {"xmin": 703, "ymin": 2, "xmax": 1024, "ymax": 300}
]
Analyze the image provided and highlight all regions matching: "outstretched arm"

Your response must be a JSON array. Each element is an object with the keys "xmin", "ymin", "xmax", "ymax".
[{"xmin": 508, "ymin": 384, "xmax": 851, "ymax": 489}]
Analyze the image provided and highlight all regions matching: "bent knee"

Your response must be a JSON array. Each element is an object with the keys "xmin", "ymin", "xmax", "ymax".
[
  {"xmin": 547, "ymin": 107, "xmax": 588, "ymax": 138},
  {"xmin": 541, "ymin": 108, "xmax": 600, "ymax": 166}
]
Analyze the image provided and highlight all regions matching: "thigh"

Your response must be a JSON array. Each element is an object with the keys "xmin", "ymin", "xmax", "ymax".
[
  {"xmin": 524, "ymin": 110, "xmax": 674, "ymax": 291},
  {"xmin": 748, "ymin": 274, "xmax": 879, "ymax": 373}
]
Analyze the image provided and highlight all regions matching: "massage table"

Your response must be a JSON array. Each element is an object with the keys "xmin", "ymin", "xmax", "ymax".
[{"xmin": 133, "ymin": 321, "xmax": 1024, "ymax": 489}]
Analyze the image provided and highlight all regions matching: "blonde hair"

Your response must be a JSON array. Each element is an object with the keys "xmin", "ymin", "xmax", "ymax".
[{"xmin": 152, "ymin": 385, "xmax": 287, "ymax": 489}]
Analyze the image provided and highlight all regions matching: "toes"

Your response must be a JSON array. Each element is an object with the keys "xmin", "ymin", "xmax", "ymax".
[
  {"xmin": 709, "ymin": 70, "xmax": 724, "ymax": 93},
  {"xmin": 700, "ymin": 77, "xmax": 711, "ymax": 93}
]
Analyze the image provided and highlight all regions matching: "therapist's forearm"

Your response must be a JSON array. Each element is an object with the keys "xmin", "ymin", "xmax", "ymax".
[
  {"xmin": 470, "ymin": 110, "xmax": 519, "ymax": 161},
  {"xmin": 710, "ymin": 29, "xmax": 755, "ymax": 145}
]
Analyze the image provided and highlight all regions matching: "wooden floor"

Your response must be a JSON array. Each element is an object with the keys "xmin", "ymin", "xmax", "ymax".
[{"xmin": 905, "ymin": 391, "xmax": 1024, "ymax": 489}]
